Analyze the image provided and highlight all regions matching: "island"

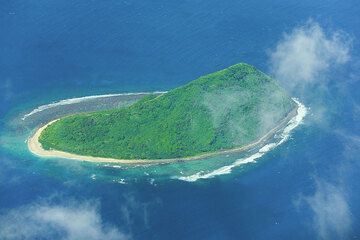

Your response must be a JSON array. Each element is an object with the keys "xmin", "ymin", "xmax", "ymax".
[{"xmin": 28, "ymin": 63, "xmax": 298, "ymax": 164}]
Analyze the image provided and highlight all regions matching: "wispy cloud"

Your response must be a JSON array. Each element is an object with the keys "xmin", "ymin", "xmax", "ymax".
[
  {"xmin": 269, "ymin": 19, "xmax": 353, "ymax": 129},
  {"xmin": 120, "ymin": 193, "xmax": 161, "ymax": 234},
  {"xmin": 297, "ymin": 179, "xmax": 352, "ymax": 240},
  {"xmin": 0, "ymin": 199, "xmax": 130, "ymax": 240},
  {"xmin": 293, "ymin": 115, "xmax": 360, "ymax": 240},
  {"xmin": 294, "ymin": 116, "xmax": 360, "ymax": 240},
  {"xmin": 0, "ymin": 78, "xmax": 14, "ymax": 102},
  {"xmin": 270, "ymin": 20, "xmax": 356, "ymax": 239},
  {"xmin": 334, "ymin": 129, "xmax": 360, "ymax": 172},
  {"xmin": 269, "ymin": 19, "xmax": 351, "ymax": 92},
  {"xmin": 352, "ymin": 102, "xmax": 360, "ymax": 122}
]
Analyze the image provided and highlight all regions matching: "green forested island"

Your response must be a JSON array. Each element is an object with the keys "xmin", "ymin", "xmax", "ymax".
[{"xmin": 39, "ymin": 63, "xmax": 296, "ymax": 160}]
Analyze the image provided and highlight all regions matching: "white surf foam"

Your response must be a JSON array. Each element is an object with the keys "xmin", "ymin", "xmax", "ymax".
[
  {"xmin": 178, "ymin": 99, "xmax": 307, "ymax": 182},
  {"xmin": 22, "ymin": 91, "xmax": 166, "ymax": 120}
]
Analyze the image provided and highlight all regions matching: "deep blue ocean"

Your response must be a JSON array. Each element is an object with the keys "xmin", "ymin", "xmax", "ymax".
[{"xmin": 1, "ymin": 1, "xmax": 360, "ymax": 239}]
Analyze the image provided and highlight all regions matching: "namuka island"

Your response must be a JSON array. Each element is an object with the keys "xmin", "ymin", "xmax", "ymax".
[{"xmin": 28, "ymin": 63, "xmax": 307, "ymax": 165}]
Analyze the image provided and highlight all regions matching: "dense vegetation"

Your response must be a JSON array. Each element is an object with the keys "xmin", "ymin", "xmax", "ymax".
[{"xmin": 39, "ymin": 63, "xmax": 296, "ymax": 159}]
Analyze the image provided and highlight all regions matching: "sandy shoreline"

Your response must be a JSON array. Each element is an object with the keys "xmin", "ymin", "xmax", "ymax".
[{"xmin": 28, "ymin": 105, "xmax": 299, "ymax": 164}]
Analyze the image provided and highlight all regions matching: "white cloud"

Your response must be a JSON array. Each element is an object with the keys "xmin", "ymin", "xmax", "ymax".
[
  {"xmin": 297, "ymin": 180, "xmax": 352, "ymax": 240},
  {"xmin": 268, "ymin": 20, "xmax": 353, "ymax": 128},
  {"xmin": 0, "ymin": 199, "xmax": 130, "ymax": 240},
  {"xmin": 269, "ymin": 20, "xmax": 351, "ymax": 91}
]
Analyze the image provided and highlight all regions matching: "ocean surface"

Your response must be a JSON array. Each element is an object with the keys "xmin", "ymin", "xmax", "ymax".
[{"xmin": 1, "ymin": 1, "xmax": 360, "ymax": 239}]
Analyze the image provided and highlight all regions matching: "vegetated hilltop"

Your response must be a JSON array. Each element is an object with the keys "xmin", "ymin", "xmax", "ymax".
[{"xmin": 39, "ymin": 63, "xmax": 296, "ymax": 159}]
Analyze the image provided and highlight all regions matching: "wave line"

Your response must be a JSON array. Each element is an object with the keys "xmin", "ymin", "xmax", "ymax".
[{"xmin": 177, "ymin": 99, "xmax": 307, "ymax": 182}]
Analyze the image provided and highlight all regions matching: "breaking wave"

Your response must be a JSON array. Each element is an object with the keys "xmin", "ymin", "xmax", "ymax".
[{"xmin": 177, "ymin": 99, "xmax": 307, "ymax": 182}]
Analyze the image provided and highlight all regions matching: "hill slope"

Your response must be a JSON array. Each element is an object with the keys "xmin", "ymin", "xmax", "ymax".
[{"xmin": 39, "ymin": 63, "xmax": 296, "ymax": 160}]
